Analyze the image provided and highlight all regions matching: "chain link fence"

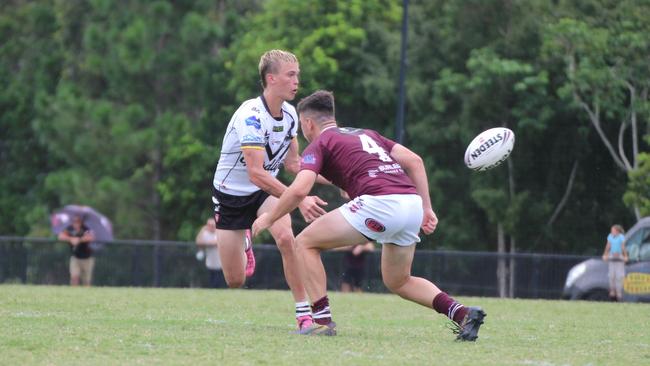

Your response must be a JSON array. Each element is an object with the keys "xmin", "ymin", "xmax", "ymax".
[{"xmin": 0, "ymin": 236, "xmax": 591, "ymax": 299}]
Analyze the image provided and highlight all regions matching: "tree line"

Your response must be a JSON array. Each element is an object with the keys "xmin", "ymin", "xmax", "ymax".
[{"xmin": 1, "ymin": 0, "xmax": 648, "ymax": 255}]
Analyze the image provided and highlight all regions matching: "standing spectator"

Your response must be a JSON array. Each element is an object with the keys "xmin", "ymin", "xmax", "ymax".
[
  {"xmin": 602, "ymin": 224, "xmax": 629, "ymax": 301},
  {"xmin": 196, "ymin": 218, "xmax": 226, "ymax": 288},
  {"xmin": 58, "ymin": 215, "xmax": 95, "ymax": 286},
  {"xmin": 336, "ymin": 190, "xmax": 375, "ymax": 292},
  {"xmin": 340, "ymin": 242, "xmax": 375, "ymax": 292}
]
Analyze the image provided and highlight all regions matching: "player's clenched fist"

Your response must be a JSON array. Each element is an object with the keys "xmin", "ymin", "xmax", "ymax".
[{"xmin": 421, "ymin": 209, "xmax": 438, "ymax": 234}]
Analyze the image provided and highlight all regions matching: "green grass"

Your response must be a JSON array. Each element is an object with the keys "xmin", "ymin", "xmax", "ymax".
[{"xmin": 1, "ymin": 285, "xmax": 649, "ymax": 366}]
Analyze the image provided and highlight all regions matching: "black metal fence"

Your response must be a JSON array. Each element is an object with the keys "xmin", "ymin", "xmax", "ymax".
[{"xmin": 0, "ymin": 236, "xmax": 591, "ymax": 299}]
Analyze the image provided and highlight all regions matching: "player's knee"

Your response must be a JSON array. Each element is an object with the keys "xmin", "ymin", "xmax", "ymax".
[
  {"xmin": 295, "ymin": 232, "xmax": 319, "ymax": 251},
  {"xmin": 274, "ymin": 231, "xmax": 295, "ymax": 254},
  {"xmin": 382, "ymin": 273, "xmax": 409, "ymax": 293}
]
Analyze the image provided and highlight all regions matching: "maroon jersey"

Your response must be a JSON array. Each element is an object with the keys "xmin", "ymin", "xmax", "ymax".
[{"xmin": 300, "ymin": 127, "xmax": 418, "ymax": 199}]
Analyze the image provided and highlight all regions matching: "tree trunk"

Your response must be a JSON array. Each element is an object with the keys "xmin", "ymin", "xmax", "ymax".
[
  {"xmin": 539, "ymin": 160, "xmax": 579, "ymax": 242},
  {"xmin": 497, "ymin": 222, "xmax": 507, "ymax": 298}
]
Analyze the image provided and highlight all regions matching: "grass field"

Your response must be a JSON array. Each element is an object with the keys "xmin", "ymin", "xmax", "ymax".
[{"xmin": 1, "ymin": 285, "xmax": 649, "ymax": 366}]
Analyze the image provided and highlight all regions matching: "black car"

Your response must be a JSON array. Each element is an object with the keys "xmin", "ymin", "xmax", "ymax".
[{"xmin": 563, "ymin": 217, "xmax": 650, "ymax": 302}]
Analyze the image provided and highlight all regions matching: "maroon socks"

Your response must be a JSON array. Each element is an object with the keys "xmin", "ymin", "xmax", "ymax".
[
  {"xmin": 432, "ymin": 292, "xmax": 468, "ymax": 325},
  {"xmin": 311, "ymin": 295, "xmax": 332, "ymax": 325}
]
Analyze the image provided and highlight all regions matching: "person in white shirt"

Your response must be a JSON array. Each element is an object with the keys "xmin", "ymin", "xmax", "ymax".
[
  {"xmin": 196, "ymin": 218, "xmax": 226, "ymax": 288},
  {"xmin": 211, "ymin": 49, "xmax": 327, "ymax": 330}
]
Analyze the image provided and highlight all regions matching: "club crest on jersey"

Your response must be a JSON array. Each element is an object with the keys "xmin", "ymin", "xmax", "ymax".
[
  {"xmin": 365, "ymin": 218, "xmax": 386, "ymax": 233},
  {"xmin": 302, "ymin": 154, "xmax": 316, "ymax": 165},
  {"xmin": 245, "ymin": 116, "xmax": 261, "ymax": 129}
]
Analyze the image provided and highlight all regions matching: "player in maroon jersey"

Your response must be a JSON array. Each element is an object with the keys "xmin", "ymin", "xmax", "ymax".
[{"xmin": 252, "ymin": 90, "xmax": 485, "ymax": 340}]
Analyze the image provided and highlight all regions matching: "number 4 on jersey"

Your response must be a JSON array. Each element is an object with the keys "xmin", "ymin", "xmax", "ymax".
[{"xmin": 360, "ymin": 134, "xmax": 393, "ymax": 162}]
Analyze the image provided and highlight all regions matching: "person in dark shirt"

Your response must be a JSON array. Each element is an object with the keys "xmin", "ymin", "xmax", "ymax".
[
  {"xmin": 253, "ymin": 90, "xmax": 485, "ymax": 341},
  {"xmin": 336, "ymin": 190, "xmax": 375, "ymax": 292},
  {"xmin": 340, "ymin": 242, "xmax": 375, "ymax": 293},
  {"xmin": 58, "ymin": 215, "xmax": 95, "ymax": 286}
]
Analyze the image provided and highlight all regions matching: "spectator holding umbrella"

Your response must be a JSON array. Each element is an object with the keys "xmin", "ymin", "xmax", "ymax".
[
  {"xmin": 51, "ymin": 205, "xmax": 114, "ymax": 286},
  {"xmin": 58, "ymin": 215, "xmax": 96, "ymax": 286}
]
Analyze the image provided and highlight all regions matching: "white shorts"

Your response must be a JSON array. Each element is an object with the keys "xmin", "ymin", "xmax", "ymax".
[{"xmin": 339, "ymin": 194, "xmax": 423, "ymax": 246}]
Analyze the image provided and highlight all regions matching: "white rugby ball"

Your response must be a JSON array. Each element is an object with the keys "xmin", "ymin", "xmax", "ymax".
[{"xmin": 464, "ymin": 127, "xmax": 515, "ymax": 171}]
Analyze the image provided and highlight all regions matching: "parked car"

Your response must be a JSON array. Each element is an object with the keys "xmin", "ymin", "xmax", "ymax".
[{"xmin": 563, "ymin": 217, "xmax": 650, "ymax": 302}]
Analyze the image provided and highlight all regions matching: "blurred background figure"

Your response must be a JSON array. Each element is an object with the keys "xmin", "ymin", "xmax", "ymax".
[
  {"xmin": 51, "ymin": 205, "xmax": 114, "ymax": 252},
  {"xmin": 57, "ymin": 215, "xmax": 95, "ymax": 286},
  {"xmin": 196, "ymin": 218, "xmax": 225, "ymax": 288},
  {"xmin": 51, "ymin": 205, "xmax": 114, "ymax": 287},
  {"xmin": 602, "ymin": 224, "xmax": 629, "ymax": 301},
  {"xmin": 340, "ymin": 242, "xmax": 375, "ymax": 293},
  {"xmin": 336, "ymin": 189, "xmax": 376, "ymax": 293}
]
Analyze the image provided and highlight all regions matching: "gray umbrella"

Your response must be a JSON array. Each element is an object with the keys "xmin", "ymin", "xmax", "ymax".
[{"xmin": 50, "ymin": 205, "xmax": 114, "ymax": 248}]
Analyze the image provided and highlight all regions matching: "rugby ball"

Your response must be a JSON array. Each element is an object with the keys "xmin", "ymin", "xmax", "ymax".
[{"xmin": 464, "ymin": 127, "xmax": 515, "ymax": 171}]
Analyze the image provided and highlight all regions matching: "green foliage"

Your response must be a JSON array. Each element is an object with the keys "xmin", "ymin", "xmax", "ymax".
[
  {"xmin": 624, "ymin": 136, "xmax": 650, "ymax": 216},
  {"xmin": 0, "ymin": 0, "xmax": 646, "ymax": 254}
]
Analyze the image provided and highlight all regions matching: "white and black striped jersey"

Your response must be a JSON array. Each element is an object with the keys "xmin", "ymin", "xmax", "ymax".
[{"xmin": 212, "ymin": 96, "xmax": 299, "ymax": 196}]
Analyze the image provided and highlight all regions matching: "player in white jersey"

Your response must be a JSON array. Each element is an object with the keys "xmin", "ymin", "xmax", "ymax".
[{"xmin": 212, "ymin": 50, "xmax": 327, "ymax": 330}]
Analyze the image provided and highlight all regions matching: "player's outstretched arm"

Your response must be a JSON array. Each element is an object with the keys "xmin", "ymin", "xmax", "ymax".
[
  {"xmin": 390, "ymin": 144, "xmax": 438, "ymax": 234},
  {"xmin": 252, "ymin": 170, "xmax": 319, "ymax": 237},
  {"xmin": 243, "ymin": 148, "xmax": 326, "ymax": 217}
]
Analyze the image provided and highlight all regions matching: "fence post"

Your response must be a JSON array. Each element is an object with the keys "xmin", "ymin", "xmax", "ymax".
[
  {"xmin": 153, "ymin": 244, "xmax": 161, "ymax": 287},
  {"xmin": 131, "ymin": 246, "xmax": 140, "ymax": 286},
  {"xmin": 532, "ymin": 256, "xmax": 541, "ymax": 298}
]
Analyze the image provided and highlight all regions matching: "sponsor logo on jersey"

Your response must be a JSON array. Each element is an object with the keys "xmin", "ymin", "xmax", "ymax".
[
  {"xmin": 242, "ymin": 134, "xmax": 263, "ymax": 144},
  {"xmin": 245, "ymin": 116, "xmax": 261, "ymax": 129},
  {"xmin": 365, "ymin": 218, "xmax": 386, "ymax": 233},
  {"xmin": 272, "ymin": 125, "xmax": 284, "ymax": 132},
  {"xmin": 377, "ymin": 163, "xmax": 404, "ymax": 174},
  {"xmin": 302, "ymin": 154, "xmax": 316, "ymax": 165}
]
